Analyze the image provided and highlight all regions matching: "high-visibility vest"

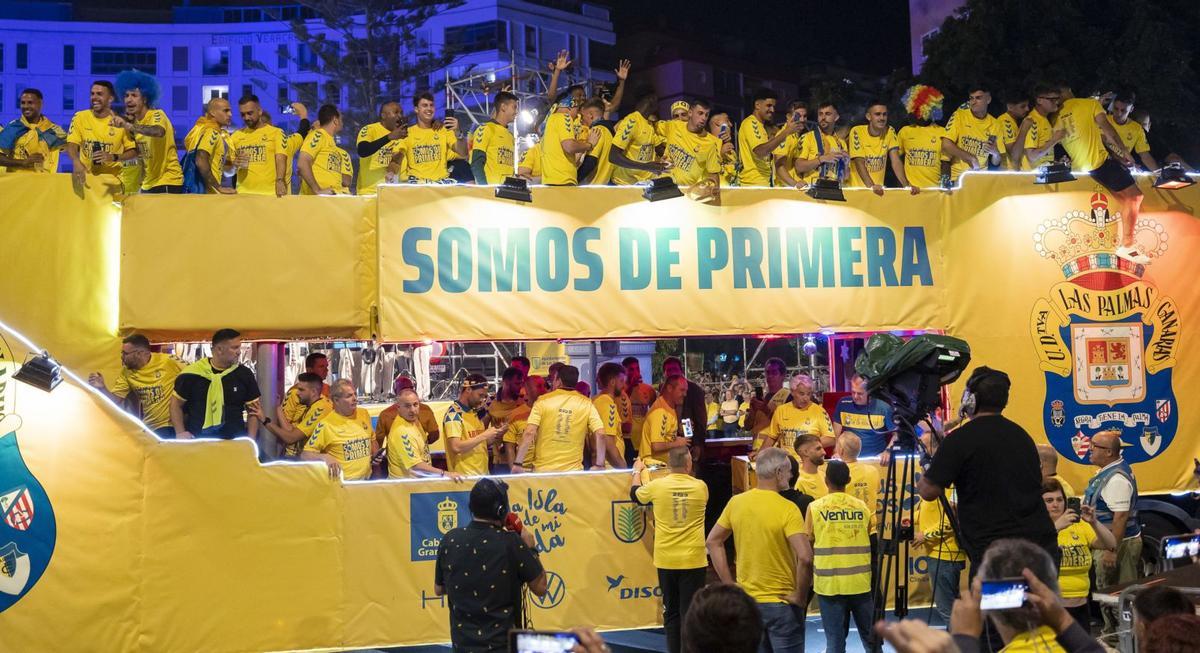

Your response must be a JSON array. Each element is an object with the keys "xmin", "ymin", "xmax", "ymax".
[{"xmin": 810, "ymin": 492, "xmax": 872, "ymax": 596}]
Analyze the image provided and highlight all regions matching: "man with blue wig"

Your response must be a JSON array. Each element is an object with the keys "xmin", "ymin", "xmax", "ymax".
[{"xmin": 111, "ymin": 68, "xmax": 184, "ymax": 193}]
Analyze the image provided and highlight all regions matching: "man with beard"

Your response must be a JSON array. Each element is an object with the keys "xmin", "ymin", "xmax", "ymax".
[
  {"xmin": 660, "ymin": 98, "xmax": 722, "ymax": 201},
  {"xmin": 0, "ymin": 88, "xmax": 66, "ymax": 172},
  {"xmin": 227, "ymin": 94, "xmax": 288, "ymax": 196},
  {"xmin": 609, "ymin": 90, "xmax": 670, "ymax": 185},
  {"xmin": 593, "ymin": 362, "xmax": 629, "ymax": 468},
  {"xmin": 773, "ymin": 101, "xmax": 809, "ymax": 189},
  {"xmin": 793, "ymin": 434, "xmax": 828, "ymax": 500},
  {"xmin": 739, "ymin": 88, "xmax": 802, "ymax": 187},
  {"xmin": 444, "ymin": 374, "xmax": 506, "ymax": 476},
  {"xmin": 66, "ymin": 81, "xmax": 137, "ymax": 187},
  {"xmin": 793, "ymin": 102, "xmax": 849, "ymax": 185},
  {"xmin": 504, "ymin": 374, "xmax": 547, "ymax": 469},
  {"xmin": 297, "ymin": 104, "xmax": 350, "ymax": 195},
  {"xmin": 184, "ymin": 97, "xmax": 236, "ymax": 194},
  {"xmin": 111, "ymin": 70, "xmax": 183, "ymax": 193},
  {"xmin": 356, "ymin": 100, "xmax": 408, "ymax": 193}
]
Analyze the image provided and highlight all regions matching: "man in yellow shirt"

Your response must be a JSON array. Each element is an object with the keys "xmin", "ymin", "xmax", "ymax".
[
  {"xmin": 444, "ymin": 374, "xmax": 506, "ymax": 476},
  {"xmin": 1013, "ymin": 84, "xmax": 1065, "ymax": 171},
  {"xmin": 707, "ymin": 447, "xmax": 812, "ymax": 651},
  {"xmin": 641, "ymin": 375, "xmax": 690, "ymax": 466},
  {"xmin": 805, "ymin": 460, "xmax": 876, "ymax": 653},
  {"xmin": 592, "ymin": 362, "xmax": 628, "ymax": 467},
  {"xmin": 609, "ymin": 92, "xmax": 669, "ymax": 185},
  {"xmin": 355, "ymin": 100, "xmax": 407, "ymax": 194},
  {"xmin": 793, "ymin": 102, "xmax": 849, "ymax": 184},
  {"xmin": 1057, "ymin": 87, "xmax": 1148, "ymax": 264},
  {"xmin": 302, "ymin": 379, "xmax": 376, "ymax": 480},
  {"xmin": 0, "ymin": 88, "xmax": 66, "ymax": 173},
  {"xmin": 470, "ymin": 91, "xmax": 517, "ymax": 185},
  {"xmin": 997, "ymin": 91, "xmax": 1030, "ymax": 171},
  {"xmin": 773, "ymin": 101, "xmax": 809, "ymax": 188},
  {"xmin": 377, "ymin": 376, "xmax": 440, "ymax": 447},
  {"xmin": 623, "ymin": 357, "xmax": 657, "ymax": 457},
  {"xmin": 280, "ymin": 353, "xmax": 331, "ymax": 425},
  {"xmin": 66, "ymin": 81, "xmax": 137, "ymax": 187},
  {"xmin": 794, "ymin": 434, "xmax": 829, "ymax": 500},
  {"xmin": 86, "ymin": 333, "xmax": 182, "ymax": 438},
  {"xmin": 835, "ymin": 433, "xmax": 881, "ymax": 538},
  {"xmin": 541, "ymin": 98, "xmax": 596, "ymax": 186},
  {"xmin": 632, "ymin": 450, "xmax": 709, "ymax": 653},
  {"xmin": 746, "ymin": 358, "xmax": 791, "ymax": 447},
  {"xmin": 848, "ymin": 100, "xmax": 913, "ymax": 195},
  {"xmin": 504, "ymin": 374, "xmax": 546, "ymax": 468},
  {"xmin": 183, "ymin": 97, "xmax": 236, "ymax": 194},
  {"xmin": 661, "ymin": 99, "xmax": 722, "ymax": 198},
  {"xmin": 386, "ymin": 388, "xmax": 464, "ymax": 481},
  {"xmin": 228, "ymin": 94, "xmax": 288, "ymax": 196},
  {"xmin": 757, "ymin": 374, "xmax": 835, "ymax": 454},
  {"xmin": 941, "ymin": 88, "xmax": 1003, "ymax": 183},
  {"xmin": 514, "ymin": 365, "xmax": 609, "ymax": 472},
  {"xmin": 516, "ymin": 140, "xmax": 542, "ymax": 182},
  {"xmin": 486, "ymin": 366, "xmax": 525, "ymax": 470},
  {"xmin": 1037, "ymin": 444, "xmax": 1077, "ymax": 497},
  {"xmin": 111, "ymin": 71, "xmax": 184, "ymax": 193},
  {"xmin": 298, "ymin": 104, "xmax": 350, "ymax": 195},
  {"xmin": 579, "ymin": 98, "xmax": 616, "ymax": 185},
  {"xmin": 738, "ymin": 88, "xmax": 802, "ymax": 187},
  {"xmin": 897, "ymin": 84, "xmax": 947, "ymax": 189},
  {"xmin": 1107, "ymin": 90, "xmax": 1157, "ymax": 172},
  {"xmin": 251, "ymin": 372, "xmax": 332, "ymax": 458},
  {"xmin": 401, "ymin": 91, "xmax": 466, "ymax": 183}
]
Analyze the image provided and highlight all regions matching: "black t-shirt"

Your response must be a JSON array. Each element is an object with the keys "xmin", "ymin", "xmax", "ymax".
[
  {"xmin": 173, "ymin": 363, "xmax": 261, "ymax": 438},
  {"xmin": 923, "ymin": 414, "xmax": 1056, "ymax": 560},
  {"xmin": 435, "ymin": 521, "xmax": 543, "ymax": 653},
  {"xmin": 780, "ymin": 489, "xmax": 814, "ymax": 517}
]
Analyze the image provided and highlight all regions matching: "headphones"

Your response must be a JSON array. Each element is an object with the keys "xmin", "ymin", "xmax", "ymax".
[
  {"xmin": 477, "ymin": 478, "xmax": 510, "ymax": 520},
  {"xmin": 960, "ymin": 367, "xmax": 1008, "ymax": 419}
]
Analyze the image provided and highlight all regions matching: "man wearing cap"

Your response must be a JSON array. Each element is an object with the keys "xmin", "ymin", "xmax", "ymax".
[
  {"xmin": 444, "ymin": 374, "xmax": 507, "ymax": 476},
  {"xmin": 1083, "ymin": 428, "xmax": 1141, "ymax": 635}
]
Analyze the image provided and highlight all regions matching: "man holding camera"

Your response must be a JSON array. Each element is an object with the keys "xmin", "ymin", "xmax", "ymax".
[{"xmin": 435, "ymin": 478, "xmax": 547, "ymax": 652}]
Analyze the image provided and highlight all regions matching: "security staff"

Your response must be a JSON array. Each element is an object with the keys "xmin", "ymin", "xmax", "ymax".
[{"xmin": 806, "ymin": 460, "xmax": 877, "ymax": 653}]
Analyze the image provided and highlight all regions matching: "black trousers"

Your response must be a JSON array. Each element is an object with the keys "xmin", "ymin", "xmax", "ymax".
[
  {"xmin": 658, "ymin": 567, "xmax": 707, "ymax": 653},
  {"xmin": 144, "ymin": 184, "xmax": 184, "ymax": 194}
]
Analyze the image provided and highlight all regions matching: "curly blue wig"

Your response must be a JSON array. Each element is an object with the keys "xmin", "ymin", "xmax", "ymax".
[{"xmin": 115, "ymin": 69, "xmax": 160, "ymax": 107}]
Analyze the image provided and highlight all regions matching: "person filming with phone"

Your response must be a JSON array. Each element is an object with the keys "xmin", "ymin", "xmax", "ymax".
[
  {"xmin": 1041, "ymin": 479, "xmax": 1116, "ymax": 629},
  {"xmin": 434, "ymin": 478, "xmax": 547, "ymax": 652}
]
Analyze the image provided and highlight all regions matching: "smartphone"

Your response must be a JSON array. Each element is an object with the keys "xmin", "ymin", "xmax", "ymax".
[
  {"xmin": 510, "ymin": 630, "xmax": 580, "ymax": 653},
  {"xmin": 980, "ymin": 578, "xmax": 1028, "ymax": 610},
  {"xmin": 1161, "ymin": 533, "xmax": 1200, "ymax": 560},
  {"xmin": 1066, "ymin": 497, "xmax": 1081, "ymax": 514},
  {"xmin": 681, "ymin": 418, "xmax": 695, "ymax": 439}
]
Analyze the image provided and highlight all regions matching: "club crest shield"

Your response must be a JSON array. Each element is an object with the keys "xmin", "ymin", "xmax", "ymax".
[
  {"xmin": 610, "ymin": 500, "xmax": 646, "ymax": 544},
  {"xmin": 1030, "ymin": 194, "xmax": 1179, "ymax": 463}
]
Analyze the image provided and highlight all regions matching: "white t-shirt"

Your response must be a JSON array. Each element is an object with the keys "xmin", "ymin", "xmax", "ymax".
[{"xmin": 1099, "ymin": 472, "xmax": 1134, "ymax": 512}]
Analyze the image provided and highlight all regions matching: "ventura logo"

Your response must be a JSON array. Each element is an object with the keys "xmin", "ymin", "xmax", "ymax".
[
  {"xmin": 819, "ymin": 509, "xmax": 865, "ymax": 521},
  {"xmin": 605, "ymin": 574, "xmax": 662, "ymax": 600}
]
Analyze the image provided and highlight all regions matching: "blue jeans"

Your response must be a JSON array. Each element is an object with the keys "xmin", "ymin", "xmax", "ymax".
[
  {"xmin": 928, "ymin": 558, "xmax": 965, "ymax": 625},
  {"xmin": 756, "ymin": 602, "xmax": 805, "ymax": 653},
  {"xmin": 817, "ymin": 593, "xmax": 877, "ymax": 653}
]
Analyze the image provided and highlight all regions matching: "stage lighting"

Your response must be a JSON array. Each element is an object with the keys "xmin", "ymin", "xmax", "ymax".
[
  {"xmin": 14, "ymin": 351, "xmax": 62, "ymax": 392},
  {"xmin": 519, "ymin": 109, "xmax": 538, "ymax": 126},
  {"xmin": 642, "ymin": 177, "xmax": 683, "ymax": 202},
  {"xmin": 1035, "ymin": 162, "xmax": 1076, "ymax": 185},
  {"xmin": 495, "ymin": 176, "xmax": 533, "ymax": 203},
  {"xmin": 805, "ymin": 178, "xmax": 846, "ymax": 202},
  {"xmin": 1154, "ymin": 163, "xmax": 1195, "ymax": 190}
]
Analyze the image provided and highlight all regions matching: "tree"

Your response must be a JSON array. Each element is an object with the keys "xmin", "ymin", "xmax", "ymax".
[
  {"xmin": 920, "ymin": 0, "xmax": 1200, "ymax": 161},
  {"xmin": 254, "ymin": 0, "xmax": 464, "ymax": 138}
]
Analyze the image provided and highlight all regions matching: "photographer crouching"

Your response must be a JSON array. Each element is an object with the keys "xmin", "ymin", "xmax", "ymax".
[{"xmin": 435, "ymin": 478, "xmax": 547, "ymax": 652}]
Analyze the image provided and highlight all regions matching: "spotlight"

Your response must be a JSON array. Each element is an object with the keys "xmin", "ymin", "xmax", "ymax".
[
  {"xmin": 495, "ymin": 176, "xmax": 533, "ymax": 203},
  {"xmin": 1035, "ymin": 162, "xmax": 1076, "ymax": 185},
  {"xmin": 642, "ymin": 176, "xmax": 683, "ymax": 202},
  {"xmin": 14, "ymin": 351, "xmax": 62, "ymax": 392},
  {"xmin": 518, "ymin": 109, "xmax": 538, "ymax": 126},
  {"xmin": 1154, "ymin": 163, "xmax": 1195, "ymax": 190},
  {"xmin": 805, "ymin": 178, "xmax": 846, "ymax": 202}
]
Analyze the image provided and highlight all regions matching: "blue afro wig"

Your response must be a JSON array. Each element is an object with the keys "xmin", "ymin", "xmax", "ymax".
[{"xmin": 115, "ymin": 69, "xmax": 160, "ymax": 107}]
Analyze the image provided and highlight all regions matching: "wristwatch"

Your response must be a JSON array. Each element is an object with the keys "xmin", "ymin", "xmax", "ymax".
[{"xmin": 261, "ymin": 417, "xmax": 272, "ymax": 426}]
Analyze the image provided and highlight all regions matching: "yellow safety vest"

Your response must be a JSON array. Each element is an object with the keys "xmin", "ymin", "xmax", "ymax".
[{"xmin": 810, "ymin": 492, "xmax": 872, "ymax": 596}]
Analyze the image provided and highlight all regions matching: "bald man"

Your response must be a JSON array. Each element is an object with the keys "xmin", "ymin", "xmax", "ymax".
[
  {"xmin": 183, "ymin": 97, "xmax": 236, "ymax": 193},
  {"xmin": 1037, "ymin": 444, "xmax": 1076, "ymax": 497},
  {"xmin": 1084, "ymin": 429, "xmax": 1141, "ymax": 635},
  {"xmin": 835, "ymin": 433, "xmax": 881, "ymax": 538}
]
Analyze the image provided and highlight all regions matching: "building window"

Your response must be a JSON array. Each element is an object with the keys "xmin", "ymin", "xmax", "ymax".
[
  {"xmin": 589, "ymin": 39, "xmax": 615, "ymax": 71},
  {"xmin": 524, "ymin": 25, "xmax": 537, "ymax": 56},
  {"xmin": 276, "ymin": 44, "xmax": 288, "ymax": 70},
  {"xmin": 16, "ymin": 43, "xmax": 27, "ymax": 70},
  {"xmin": 201, "ymin": 85, "xmax": 229, "ymax": 102},
  {"xmin": 91, "ymin": 47, "xmax": 157, "ymax": 75},
  {"xmin": 0, "ymin": 44, "xmax": 4, "ymax": 72},
  {"xmin": 173, "ymin": 46, "xmax": 188, "ymax": 72},
  {"xmin": 63, "ymin": 84, "xmax": 74, "ymax": 111},
  {"xmin": 202, "ymin": 46, "xmax": 229, "ymax": 76},
  {"xmin": 444, "ymin": 21, "xmax": 507, "ymax": 54},
  {"xmin": 242, "ymin": 44, "xmax": 254, "ymax": 70},
  {"xmin": 172, "ymin": 85, "xmax": 188, "ymax": 112},
  {"xmin": 63, "ymin": 45, "xmax": 75, "ymax": 71},
  {"xmin": 296, "ymin": 43, "xmax": 316, "ymax": 71},
  {"xmin": 276, "ymin": 84, "xmax": 289, "ymax": 109}
]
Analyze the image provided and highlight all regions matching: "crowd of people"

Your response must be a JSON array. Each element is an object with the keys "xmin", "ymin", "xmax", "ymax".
[{"xmin": 85, "ymin": 329, "xmax": 1197, "ymax": 652}]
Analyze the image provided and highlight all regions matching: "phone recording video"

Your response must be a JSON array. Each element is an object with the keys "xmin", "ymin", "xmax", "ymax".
[
  {"xmin": 980, "ymin": 578, "xmax": 1028, "ymax": 610},
  {"xmin": 1066, "ymin": 497, "xmax": 1081, "ymax": 514},
  {"xmin": 1162, "ymin": 533, "xmax": 1200, "ymax": 560},
  {"xmin": 510, "ymin": 630, "xmax": 579, "ymax": 653}
]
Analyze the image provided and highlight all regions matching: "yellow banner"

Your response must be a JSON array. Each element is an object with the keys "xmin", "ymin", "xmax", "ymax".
[{"xmin": 526, "ymin": 341, "xmax": 569, "ymax": 375}]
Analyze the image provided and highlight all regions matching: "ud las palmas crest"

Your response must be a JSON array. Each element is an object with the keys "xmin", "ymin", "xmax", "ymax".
[
  {"xmin": 0, "ymin": 333, "xmax": 58, "ymax": 613},
  {"xmin": 1030, "ymin": 192, "xmax": 1178, "ymax": 463}
]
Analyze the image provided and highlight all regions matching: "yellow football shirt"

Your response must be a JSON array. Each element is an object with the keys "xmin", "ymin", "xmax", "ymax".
[
  {"xmin": 109, "ymin": 352, "xmax": 182, "ymax": 430},
  {"xmin": 541, "ymin": 112, "xmax": 582, "ymax": 186},
  {"xmin": 766, "ymin": 402, "xmax": 833, "ymax": 455},
  {"xmin": 527, "ymin": 389, "xmax": 604, "ymax": 471},
  {"xmin": 1107, "ymin": 116, "xmax": 1150, "ymax": 156},
  {"xmin": 518, "ymin": 142, "xmax": 542, "ymax": 179},
  {"xmin": 848, "ymin": 125, "xmax": 898, "ymax": 187},
  {"xmin": 628, "ymin": 383, "xmax": 657, "ymax": 455},
  {"xmin": 402, "ymin": 124, "xmax": 458, "ymax": 182},
  {"xmin": 795, "ymin": 465, "xmax": 828, "ymax": 499},
  {"xmin": 796, "ymin": 130, "xmax": 848, "ymax": 183},
  {"xmin": 916, "ymin": 495, "xmax": 965, "ymax": 562},
  {"xmin": 299, "ymin": 129, "xmax": 347, "ymax": 194},
  {"xmin": 443, "ymin": 400, "xmax": 488, "ymax": 475},
  {"xmin": 228, "ymin": 124, "xmax": 285, "ymax": 195},
  {"xmin": 610, "ymin": 111, "xmax": 663, "ymax": 185},
  {"xmin": 183, "ymin": 122, "xmax": 230, "ymax": 192},
  {"xmin": 1058, "ymin": 521, "xmax": 1098, "ymax": 598},
  {"xmin": 998, "ymin": 112, "xmax": 1020, "ymax": 169},
  {"xmin": 1021, "ymin": 111, "xmax": 1055, "ymax": 170},
  {"xmin": 285, "ymin": 395, "xmax": 333, "ymax": 458},
  {"xmin": 641, "ymin": 397, "xmax": 680, "ymax": 466},
  {"xmin": 593, "ymin": 393, "xmax": 625, "ymax": 463},
  {"xmin": 1056, "ymin": 98, "xmax": 1108, "ymax": 171},
  {"xmin": 303, "ymin": 407, "xmax": 373, "ymax": 480},
  {"xmin": 3, "ymin": 116, "xmax": 66, "ymax": 173},
  {"xmin": 737, "ymin": 115, "xmax": 773, "ymax": 186},
  {"xmin": 716, "ymin": 488, "xmax": 807, "ymax": 602},
  {"xmin": 661, "ymin": 120, "xmax": 721, "ymax": 186},
  {"xmin": 356, "ymin": 121, "xmax": 405, "ymax": 193},
  {"xmin": 944, "ymin": 107, "xmax": 1004, "ymax": 181},
  {"xmin": 280, "ymin": 381, "xmax": 330, "ymax": 425},
  {"xmin": 635, "ymin": 472, "xmax": 709, "ymax": 569},
  {"xmin": 586, "ymin": 124, "xmax": 615, "ymax": 185},
  {"xmin": 133, "ymin": 109, "xmax": 184, "ymax": 189},
  {"xmin": 471, "ymin": 120, "xmax": 516, "ymax": 185},
  {"xmin": 386, "ymin": 416, "xmax": 431, "ymax": 478},
  {"xmin": 845, "ymin": 460, "xmax": 881, "ymax": 534},
  {"xmin": 66, "ymin": 110, "xmax": 135, "ymax": 176},
  {"xmin": 118, "ymin": 158, "xmax": 142, "ymax": 195},
  {"xmin": 283, "ymin": 131, "xmax": 303, "ymax": 187},
  {"xmin": 897, "ymin": 124, "xmax": 944, "ymax": 187},
  {"xmin": 503, "ymin": 403, "xmax": 535, "ymax": 467}
]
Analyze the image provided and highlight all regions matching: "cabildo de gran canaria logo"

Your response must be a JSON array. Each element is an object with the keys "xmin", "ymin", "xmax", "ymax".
[
  {"xmin": 0, "ymin": 334, "xmax": 57, "ymax": 614},
  {"xmin": 1030, "ymin": 192, "xmax": 1178, "ymax": 463}
]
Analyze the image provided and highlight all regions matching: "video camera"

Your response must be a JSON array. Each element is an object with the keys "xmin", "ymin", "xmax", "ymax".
[{"xmin": 854, "ymin": 333, "xmax": 971, "ymax": 445}]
